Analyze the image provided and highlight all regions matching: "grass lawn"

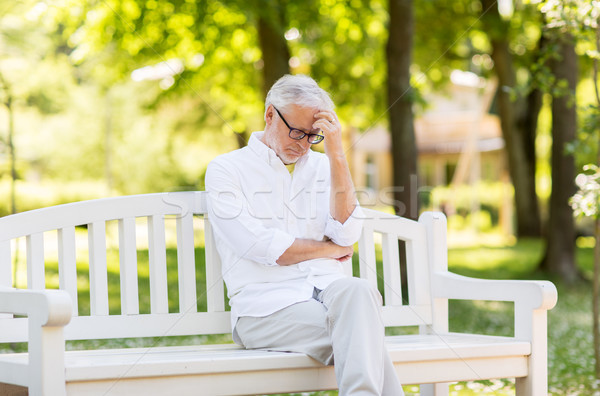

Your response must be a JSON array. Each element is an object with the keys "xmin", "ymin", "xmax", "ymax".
[{"xmin": 1, "ymin": 234, "xmax": 597, "ymax": 395}]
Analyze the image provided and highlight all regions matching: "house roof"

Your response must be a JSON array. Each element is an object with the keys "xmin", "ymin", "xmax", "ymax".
[
  {"xmin": 350, "ymin": 112, "xmax": 504, "ymax": 155},
  {"xmin": 350, "ymin": 71, "xmax": 504, "ymax": 155}
]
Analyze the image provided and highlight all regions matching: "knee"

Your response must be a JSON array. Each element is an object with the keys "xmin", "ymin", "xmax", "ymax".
[{"xmin": 332, "ymin": 277, "xmax": 383, "ymax": 306}]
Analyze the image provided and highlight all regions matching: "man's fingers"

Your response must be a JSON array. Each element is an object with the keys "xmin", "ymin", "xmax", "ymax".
[
  {"xmin": 314, "ymin": 110, "xmax": 338, "ymax": 124},
  {"xmin": 336, "ymin": 253, "xmax": 353, "ymax": 262}
]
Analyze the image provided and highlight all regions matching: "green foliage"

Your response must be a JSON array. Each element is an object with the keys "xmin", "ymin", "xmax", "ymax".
[
  {"xmin": 571, "ymin": 164, "xmax": 600, "ymax": 218},
  {"xmin": 538, "ymin": 0, "xmax": 600, "ymax": 165},
  {"xmin": 0, "ymin": 0, "xmax": 580, "ymax": 203},
  {"xmin": 540, "ymin": 0, "xmax": 598, "ymax": 36},
  {"xmin": 552, "ymin": 1, "xmax": 600, "ymax": 217},
  {"xmin": 286, "ymin": 0, "xmax": 388, "ymax": 130},
  {"xmin": 429, "ymin": 182, "xmax": 509, "ymax": 229},
  {"xmin": 567, "ymin": 104, "xmax": 600, "ymax": 166}
]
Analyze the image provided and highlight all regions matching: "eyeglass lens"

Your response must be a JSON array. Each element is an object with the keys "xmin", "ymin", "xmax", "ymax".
[{"xmin": 289, "ymin": 129, "xmax": 322, "ymax": 143}]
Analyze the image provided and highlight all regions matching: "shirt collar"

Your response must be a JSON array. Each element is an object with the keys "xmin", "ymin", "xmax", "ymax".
[{"xmin": 248, "ymin": 131, "xmax": 270, "ymax": 162}]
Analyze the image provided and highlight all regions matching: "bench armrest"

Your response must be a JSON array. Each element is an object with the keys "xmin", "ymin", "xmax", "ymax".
[
  {"xmin": 432, "ymin": 271, "xmax": 557, "ymax": 311},
  {"xmin": 0, "ymin": 288, "xmax": 71, "ymax": 395},
  {"xmin": 0, "ymin": 287, "xmax": 72, "ymax": 326}
]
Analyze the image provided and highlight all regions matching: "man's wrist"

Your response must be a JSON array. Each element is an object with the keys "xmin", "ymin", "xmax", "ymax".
[
  {"xmin": 326, "ymin": 150, "xmax": 347, "ymax": 162},
  {"xmin": 323, "ymin": 239, "xmax": 344, "ymax": 259}
]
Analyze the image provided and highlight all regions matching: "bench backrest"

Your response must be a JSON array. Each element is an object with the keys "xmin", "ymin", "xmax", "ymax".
[{"xmin": 0, "ymin": 192, "xmax": 434, "ymax": 343}]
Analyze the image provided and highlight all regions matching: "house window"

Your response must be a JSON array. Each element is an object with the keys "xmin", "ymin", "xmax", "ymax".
[
  {"xmin": 445, "ymin": 162, "xmax": 457, "ymax": 185},
  {"xmin": 419, "ymin": 162, "xmax": 434, "ymax": 187},
  {"xmin": 482, "ymin": 157, "xmax": 497, "ymax": 181},
  {"xmin": 366, "ymin": 154, "xmax": 378, "ymax": 191}
]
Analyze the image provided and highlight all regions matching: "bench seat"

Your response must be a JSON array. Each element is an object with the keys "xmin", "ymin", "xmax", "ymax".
[{"xmin": 0, "ymin": 333, "xmax": 530, "ymax": 395}]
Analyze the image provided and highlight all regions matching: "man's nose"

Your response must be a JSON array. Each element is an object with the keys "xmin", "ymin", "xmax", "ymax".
[{"xmin": 299, "ymin": 138, "xmax": 311, "ymax": 150}]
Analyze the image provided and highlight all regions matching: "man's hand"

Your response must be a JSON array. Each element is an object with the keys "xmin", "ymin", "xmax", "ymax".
[
  {"xmin": 276, "ymin": 238, "xmax": 354, "ymax": 266},
  {"xmin": 313, "ymin": 110, "xmax": 343, "ymax": 159},
  {"xmin": 329, "ymin": 242, "xmax": 354, "ymax": 262}
]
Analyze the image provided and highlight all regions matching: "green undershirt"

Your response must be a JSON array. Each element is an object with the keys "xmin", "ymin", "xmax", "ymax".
[{"xmin": 285, "ymin": 163, "xmax": 295, "ymax": 175}]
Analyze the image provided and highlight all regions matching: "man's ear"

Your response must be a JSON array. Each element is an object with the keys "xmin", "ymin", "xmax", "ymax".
[{"xmin": 265, "ymin": 105, "xmax": 275, "ymax": 126}]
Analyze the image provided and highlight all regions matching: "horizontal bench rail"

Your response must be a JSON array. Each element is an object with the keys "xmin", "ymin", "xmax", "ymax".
[
  {"xmin": 0, "ymin": 312, "xmax": 232, "ymax": 343},
  {"xmin": 0, "ymin": 192, "xmax": 207, "ymax": 241}
]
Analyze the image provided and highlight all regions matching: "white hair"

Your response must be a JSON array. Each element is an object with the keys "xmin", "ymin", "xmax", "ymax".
[{"xmin": 264, "ymin": 74, "xmax": 334, "ymax": 118}]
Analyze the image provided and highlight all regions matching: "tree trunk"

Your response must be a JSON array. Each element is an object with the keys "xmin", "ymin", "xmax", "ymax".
[
  {"xmin": 235, "ymin": 130, "xmax": 250, "ymax": 149},
  {"xmin": 6, "ymin": 95, "xmax": 16, "ymax": 215},
  {"xmin": 104, "ymin": 91, "xmax": 113, "ymax": 195},
  {"xmin": 257, "ymin": 2, "xmax": 290, "ymax": 101},
  {"xmin": 541, "ymin": 33, "xmax": 578, "ymax": 282},
  {"xmin": 480, "ymin": 0, "xmax": 541, "ymax": 238},
  {"xmin": 387, "ymin": 0, "xmax": 417, "ymax": 220},
  {"xmin": 0, "ymin": 73, "xmax": 17, "ymax": 215}
]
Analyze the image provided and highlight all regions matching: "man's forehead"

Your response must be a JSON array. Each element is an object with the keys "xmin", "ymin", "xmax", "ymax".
[{"xmin": 286, "ymin": 104, "xmax": 319, "ymax": 118}]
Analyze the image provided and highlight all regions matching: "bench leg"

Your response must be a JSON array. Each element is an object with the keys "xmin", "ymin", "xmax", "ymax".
[
  {"xmin": 515, "ymin": 308, "xmax": 549, "ymax": 396},
  {"xmin": 420, "ymin": 383, "xmax": 449, "ymax": 396},
  {"xmin": 516, "ymin": 373, "xmax": 547, "ymax": 396},
  {"xmin": 29, "ymin": 324, "xmax": 67, "ymax": 396},
  {"xmin": 514, "ymin": 348, "xmax": 549, "ymax": 396}
]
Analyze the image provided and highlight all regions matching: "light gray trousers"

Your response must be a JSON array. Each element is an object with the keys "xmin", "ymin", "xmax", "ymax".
[{"xmin": 234, "ymin": 277, "xmax": 404, "ymax": 396}]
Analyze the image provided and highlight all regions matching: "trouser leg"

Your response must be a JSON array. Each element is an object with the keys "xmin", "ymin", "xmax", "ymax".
[
  {"xmin": 234, "ymin": 278, "xmax": 404, "ymax": 395},
  {"xmin": 234, "ymin": 298, "xmax": 334, "ymax": 364},
  {"xmin": 317, "ymin": 277, "xmax": 404, "ymax": 396},
  {"xmin": 382, "ymin": 350, "xmax": 404, "ymax": 395}
]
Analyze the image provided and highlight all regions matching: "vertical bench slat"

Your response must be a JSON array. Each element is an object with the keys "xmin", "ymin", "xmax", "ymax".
[
  {"xmin": 148, "ymin": 215, "xmax": 169, "ymax": 314},
  {"xmin": 406, "ymin": 233, "xmax": 431, "ymax": 306},
  {"xmin": 26, "ymin": 233, "xmax": 45, "ymax": 290},
  {"xmin": 381, "ymin": 233, "xmax": 403, "ymax": 306},
  {"xmin": 176, "ymin": 213, "xmax": 197, "ymax": 313},
  {"xmin": 0, "ymin": 240, "xmax": 11, "ymax": 287},
  {"xmin": 204, "ymin": 218, "xmax": 225, "ymax": 312},
  {"xmin": 0, "ymin": 240, "xmax": 12, "ymax": 318},
  {"xmin": 118, "ymin": 218, "xmax": 139, "ymax": 315},
  {"xmin": 58, "ymin": 227, "xmax": 79, "ymax": 316},
  {"xmin": 357, "ymin": 225, "xmax": 378, "ymax": 290},
  {"xmin": 422, "ymin": 213, "xmax": 448, "ymax": 334},
  {"xmin": 88, "ymin": 222, "xmax": 109, "ymax": 316}
]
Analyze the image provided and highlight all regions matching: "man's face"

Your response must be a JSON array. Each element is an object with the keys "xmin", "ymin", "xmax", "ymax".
[{"xmin": 263, "ymin": 104, "xmax": 318, "ymax": 165}]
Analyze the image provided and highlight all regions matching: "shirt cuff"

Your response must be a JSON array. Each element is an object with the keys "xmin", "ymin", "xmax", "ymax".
[
  {"xmin": 265, "ymin": 229, "xmax": 296, "ymax": 266},
  {"xmin": 324, "ymin": 205, "xmax": 365, "ymax": 246}
]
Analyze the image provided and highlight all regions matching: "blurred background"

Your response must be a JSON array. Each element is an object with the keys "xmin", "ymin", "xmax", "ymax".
[{"xmin": 0, "ymin": 0, "xmax": 599, "ymax": 394}]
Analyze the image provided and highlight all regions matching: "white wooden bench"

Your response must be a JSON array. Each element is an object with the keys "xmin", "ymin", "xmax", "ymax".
[{"xmin": 0, "ymin": 192, "xmax": 557, "ymax": 396}]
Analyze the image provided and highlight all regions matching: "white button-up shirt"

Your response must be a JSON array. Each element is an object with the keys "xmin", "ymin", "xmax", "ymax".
[{"xmin": 205, "ymin": 132, "xmax": 364, "ymax": 329}]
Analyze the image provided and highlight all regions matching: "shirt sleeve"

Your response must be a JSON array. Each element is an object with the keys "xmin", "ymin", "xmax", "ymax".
[
  {"xmin": 324, "ymin": 203, "xmax": 364, "ymax": 246},
  {"xmin": 205, "ymin": 159, "xmax": 295, "ymax": 266}
]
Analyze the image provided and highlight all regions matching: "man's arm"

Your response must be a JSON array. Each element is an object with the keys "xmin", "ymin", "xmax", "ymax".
[
  {"xmin": 314, "ymin": 110, "xmax": 356, "ymax": 224},
  {"xmin": 207, "ymin": 159, "xmax": 353, "ymax": 267},
  {"xmin": 276, "ymin": 239, "xmax": 353, "ymax": 266}
]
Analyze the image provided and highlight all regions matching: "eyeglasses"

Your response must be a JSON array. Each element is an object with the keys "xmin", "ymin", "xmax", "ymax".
[{"xmin": 274, "ymin": 107, "xmax": 325, "ymax": 144}]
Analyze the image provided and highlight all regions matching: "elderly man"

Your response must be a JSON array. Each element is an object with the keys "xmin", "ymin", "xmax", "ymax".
[{"xmin": 206, "ymin": 74, "xmax": 404, "ymax": 395}]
